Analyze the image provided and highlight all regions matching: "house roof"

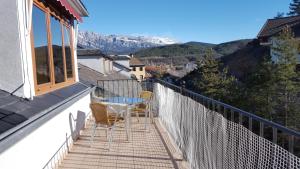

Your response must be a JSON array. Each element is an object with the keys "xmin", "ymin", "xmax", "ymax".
[
  {"xmin": 110, "ymin": 55, "xmax": 131, "ymax": 61},
  {"xmin": 257, "ymin": 15, "xmax": 300, "ymax": 38},
  {"xmin": 113, "ymin": 62, "xmax": 131, "ymax": 72},
  {"xmin": 77, "ymin": 49, "xmax": 112, "ymax": 60},
  {"xmin": 49, "ymin": 0, "xmax": 88, "ymax": 22},
  {"xmin": 129, "ymin": 57, "xmax": 145, "ymax": 66},
  {"xmin": 78, "ymin": 64, "xmax": 130, "ymax": 86},
  {"xmin": 0, "ymin": 83, "xmax": 91, "ymax": 152}
]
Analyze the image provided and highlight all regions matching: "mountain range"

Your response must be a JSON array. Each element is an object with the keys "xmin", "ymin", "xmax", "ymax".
[{"xmin": 78, "ymin": 31, "xmax": 177, "ymax": 54}]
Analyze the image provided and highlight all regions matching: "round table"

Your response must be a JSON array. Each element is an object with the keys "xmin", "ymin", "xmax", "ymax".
[{"xmin": 100, "ymin": 97, "xmax": 145, "ymax": 141}]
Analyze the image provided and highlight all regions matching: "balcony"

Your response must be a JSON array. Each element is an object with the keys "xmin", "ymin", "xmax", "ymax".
[
  {"xmin": 44, "ymin": 79, "xmax": 300, "ymax": 169},
  {"xmin": 58, "ymin": 118, "xmax": 188, "ymax": 169}
]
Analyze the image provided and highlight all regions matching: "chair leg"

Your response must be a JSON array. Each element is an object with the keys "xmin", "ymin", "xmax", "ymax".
[
  {"xmin": 108, "ymin": 126, "xmax": 115, "ymax": 151},
  {"xmin": 90, "ymin": 123, "xmax": 97, "ymax": 146},
  {"xmin": 105, "ymin": 128, "xmax": 108, "ymax": 139},
  {"xmin": 136, "ymin": 112, "xmax": 140, "ymax": 122},
  {"xmin": 144, "ymin": 110, "xmax": 148, "ymax": 130}
]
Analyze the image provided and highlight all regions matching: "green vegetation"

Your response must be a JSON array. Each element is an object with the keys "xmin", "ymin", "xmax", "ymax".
[
  {"xmin": 134, "ymin": 39, "xmax": 252, "ymax": 59},
  {"xmin": 181, "ymin": 49, "xmax": 237, "ymax": 102},
  {"xmin": 271, "ymin": 27, "xmax": 300, "ymax": 129},
  {"xmin": 288, "ymin": 0, "xmax": 300, "ymax": 16},
  {"xmin": 180, "ymin": 27, "xmax": 300, "ymax": 130}
]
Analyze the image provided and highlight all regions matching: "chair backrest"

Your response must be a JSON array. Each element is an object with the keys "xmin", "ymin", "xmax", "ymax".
[
  {"xmin": 90, "ymin": 103, "xmax": 109, "ymax": 125},
  {"xmin": 139, "ymin": 91, "xmax": 153, "ymax": 100}
]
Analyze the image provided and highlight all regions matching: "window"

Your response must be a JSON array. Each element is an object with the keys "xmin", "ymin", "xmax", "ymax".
[
  {"xmin": 140, "ymin": 75, "xmax": 143, "ymax": 80},
  {"xmin": 132, "ymin": 67, "xmax": 136, "ymax": 71},
  {"xmin": 63, "ymin": 25, "xmax": 73, "ymax": 78},
  {"xmin": 32, "ymin": 6, "xmax": 50, "ymax": 85},
  {"xmin": 50, "ymin": 15, "xmax": 65, "ymax": 83},
  {"xmin": 31, "ymin": 3, "xmax": 75, "ymax": 95},
  {"xmin": 139, "ymin": 67, "xmax": 143, "ymax": 71}
]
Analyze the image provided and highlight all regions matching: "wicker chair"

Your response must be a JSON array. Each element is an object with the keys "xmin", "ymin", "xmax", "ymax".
[
  {"xmin": 131, "ymin": 91, "xmax": 153, "ymax": 129},
  {"xmin": 90, "ymin": 102, "xmax": 122, "ymax": 150}
]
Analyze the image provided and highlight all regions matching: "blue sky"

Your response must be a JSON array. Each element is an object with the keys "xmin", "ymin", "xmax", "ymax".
[{"xmin": 80, "ymin": 0, "xmax": 290, "ymax": 44}]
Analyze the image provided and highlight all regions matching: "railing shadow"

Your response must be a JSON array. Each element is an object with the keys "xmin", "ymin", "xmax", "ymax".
[{"xmin": 69, "ymin": 111, "xmax": 86, "ymax": 141}]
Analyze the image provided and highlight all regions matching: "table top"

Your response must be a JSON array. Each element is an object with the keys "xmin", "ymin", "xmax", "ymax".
[{"xmin": 101, "ymin": 97, "xmax": 144, "ymax": 105}]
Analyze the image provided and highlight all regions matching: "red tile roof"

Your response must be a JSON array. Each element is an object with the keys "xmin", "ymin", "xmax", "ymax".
[
  {"xmin": 257, "ymin": 15, "xmax": 300, "ymax": 38},
  {"xmin": 129, "ymin": 57, "xmax": 145, "ymax": 66}
]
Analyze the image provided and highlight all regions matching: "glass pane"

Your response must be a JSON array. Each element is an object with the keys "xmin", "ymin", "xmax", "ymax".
[
  {"xmin": 63, "ymin": 26, "xmax": 73, "ymax": 78},
  {"xmin": 32, "ymin": 6, "xmax": 50, "ymax": 85},
  {"xmin": 50, "ymin": 15, "xmax": 65, "ymax": 83}
]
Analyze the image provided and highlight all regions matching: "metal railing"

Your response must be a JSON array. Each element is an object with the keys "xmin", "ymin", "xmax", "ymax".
[
  {"xmin": 42, "ymin": 135, "xmax": 72, "ymax": 169},
  {"xmin": 96, "ymin": 79, "xmax": 154, "ymax": 102},
  {"xmin": 156, "ymin": 79, "xmax": 300, "ymax": 158},
  {"xmin": 96, "ymin": 78, "xmax": 300, "ymax": 158}
]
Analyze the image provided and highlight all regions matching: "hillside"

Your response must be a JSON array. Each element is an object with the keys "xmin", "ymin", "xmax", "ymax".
[
  {"xmin": 134, "ymin": 39, "xmax": 252, "ymax": 59},
  {"xmin": 221, "ymin": 39, "xmax": 270, "ymax": 79}
]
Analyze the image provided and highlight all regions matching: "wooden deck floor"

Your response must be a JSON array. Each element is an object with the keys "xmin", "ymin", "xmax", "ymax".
[{"xmin": 58, "ymin": 118, "xmax": 188, "ymax": 169}]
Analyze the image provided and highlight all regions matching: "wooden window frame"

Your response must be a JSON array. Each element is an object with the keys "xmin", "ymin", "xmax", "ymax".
[{"xmin": 31, "ymin": 1, "xmax": 76, "ymax": 96}]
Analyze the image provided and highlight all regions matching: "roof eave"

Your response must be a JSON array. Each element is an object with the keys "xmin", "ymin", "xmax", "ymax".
[{"xmin": 68, "ymin": 0, "xmax": 89, "ymax": 17}]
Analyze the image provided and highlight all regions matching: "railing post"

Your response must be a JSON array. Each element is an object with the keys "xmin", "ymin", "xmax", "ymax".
[
  {"xmin": 239, "ymin": 114, "xmax": 243, "ymax": 125},
  {"xmin": 272, "ymin": 127, "xmax": 277, "ymax": 144},
  {"xmin": 248, "ymin": 117, "xmax": 252, "ymax": 131},
  {"xmin": 288, "ymin": 135, "xmax": 294, "ymax": 154},
  {"xmin": 66, "ymin": 133, "xmax": 69, "ymax": 153},
  {"xmin": 260, "ymin": 122, "xmax": 264, "ymax": 138},
  {"xmin": 231, "ymin": 110, "xmax": 234, "ymax": 122}
]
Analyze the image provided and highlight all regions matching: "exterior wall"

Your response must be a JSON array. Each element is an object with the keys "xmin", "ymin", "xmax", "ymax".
[
  {"xmin": 0, "ymin": 0, "xmax": 30, "ymax": 98},
  {"xmin": 131, "ymin": 66, "xmax": 146, "ymax": 81},
  {"xmin": 104, "ymin": 59, "xmax": 112, "ymax": 74},
  {"xmin": 0, "ymin": 93, "xmax": 91, "ymax": 169},
  {"xmin": 270, "ymin": 37, "xmax": 300, "ymax": 64},
  {"xmin": 78, "ymin": 56, "xmax": 105, "ymax": 74}
]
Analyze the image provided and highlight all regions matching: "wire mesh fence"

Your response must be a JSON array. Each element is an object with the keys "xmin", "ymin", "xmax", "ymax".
[{"xmin": 155, "ymin": 80, "xmax": 300, "ymax": 169}]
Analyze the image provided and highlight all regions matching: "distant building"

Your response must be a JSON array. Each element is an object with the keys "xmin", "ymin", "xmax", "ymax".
[
  {"xmin": 110, "ymin": 55, "xmax": 132, "ymax": 77},
  {"xmin": 130, "ymin": 57, "xmax": 146, "ymax": 81},
  {"xmin": 257, "ymin": 15, "xmax": 300, "ymax": 64},
  {"xmin": 77, "ymin": 49, "xmax": 113, "ymax": 75}
]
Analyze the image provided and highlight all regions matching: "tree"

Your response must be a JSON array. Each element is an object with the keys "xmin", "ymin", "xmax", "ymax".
[
  {"xmin": 243, "ymin": 56, "xmax": 276, "ymax": 119},
  {"xmin": 271, "ymin": 26, "xmax": 300, "ymax": 128},
  {"xmin": 274, "ymin": 12, "xmax": 285, "ymax": 19},
  {"xmin": 193, "ymin": 49, "xmax": 237, "ymax": 101},
  {"xmin": 288, "ymin": 0, "xmax": 300, "ymax": 16}
]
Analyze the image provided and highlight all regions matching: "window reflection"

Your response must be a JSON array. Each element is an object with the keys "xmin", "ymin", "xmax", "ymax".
[
  {"xmin": 63, "ymin": 26, "xmax": 73, "ymax": 78},
  {"xmin": 32, "ymin": 6, "xmax": 50, "ymax": 85},
  {"xmin": 50, "ymin": 15, "xmax": 65, "ymax": 83}
]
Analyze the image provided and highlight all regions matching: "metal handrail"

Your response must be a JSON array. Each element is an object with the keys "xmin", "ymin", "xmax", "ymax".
[{"xmin": 156, "ymin": 79, "xmax": 300, "ymax": 138}]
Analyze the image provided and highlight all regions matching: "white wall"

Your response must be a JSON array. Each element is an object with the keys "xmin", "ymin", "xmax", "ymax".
[
  {"xmin": 104, "ymin": 59, "xmax": 111, "ymax": 73},
  {"xmin": 0, "ymin": 93, "xmax": 91, "ymax": 169},
  {"xmin": 270, "ymin": 37, "xmax": 300, "ymax": 64},
  {"xmin": 78, "ymin": 56, "xmax": 105, "ymax": 74},
  {"xmin": 0, "ymin": 0, "xmax": 28, "ymax": 98}
]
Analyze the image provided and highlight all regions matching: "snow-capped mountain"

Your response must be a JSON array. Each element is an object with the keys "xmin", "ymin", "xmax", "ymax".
[{"xmin": 77, "ymin": 31, "xmax": 177, "ymax": 54}]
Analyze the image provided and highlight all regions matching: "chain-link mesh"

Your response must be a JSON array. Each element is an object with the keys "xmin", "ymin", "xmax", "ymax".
[{"xmin": 154, "ymin": 83, "xmax": 300, "ymax": 169}]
